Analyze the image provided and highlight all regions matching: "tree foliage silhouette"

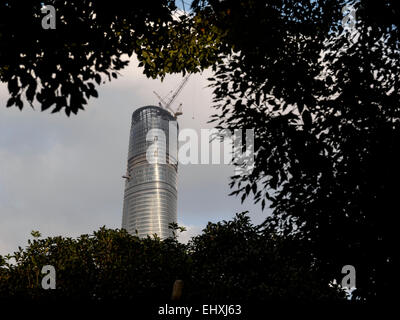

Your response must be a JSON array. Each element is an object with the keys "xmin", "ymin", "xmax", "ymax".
[
  {"xmin": 0, "ymin": 214, "xmax": 343, "ymax": 301},
  {"xmin": 193, "ymin": 0, "xmax": 399, "ymax": 301},
  {"xmin": 0, "ymin": 1, "xmax": 221, "ymax": 115}
]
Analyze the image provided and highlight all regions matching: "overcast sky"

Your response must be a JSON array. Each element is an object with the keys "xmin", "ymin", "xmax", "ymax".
[{"xmin": 0, "ymin": 56, "xmax": 269, "ymax": 255}]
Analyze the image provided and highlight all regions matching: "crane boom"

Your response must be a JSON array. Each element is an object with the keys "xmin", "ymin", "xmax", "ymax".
[
  {"xmin": 153, "ymin": 91, "xmax": 167, "ymax": 108},
  {"xmin": 165, "ymin": 74, "xmax": 190, "ymax": 109},
  {"xmin": 153, "ymin": 74, "xmax": 191, "ymax": 118}
]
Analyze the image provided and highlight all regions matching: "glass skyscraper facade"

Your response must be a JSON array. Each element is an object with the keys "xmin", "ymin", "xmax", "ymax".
[{"xmin": 122, "ymin": 106, "xmax": 178, "ymax": 239}]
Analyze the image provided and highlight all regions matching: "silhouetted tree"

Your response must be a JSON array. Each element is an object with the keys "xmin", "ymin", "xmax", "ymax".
[
  {"xmin": 0, "ymin": 227, "xmax": 189, "ymax": 300},
  {"xmin": 0, "ymin": 1, "xmax": 220, "ymax": 115},
  {"xmin": 193, "ymin": 0, "xmax": 399, "ymax": 301},
  {"xmin": 185, "ymin": 212, "xmax": 343, "ymax": 301},
  {"xmin": 0, "ymin": 214, "xmax": 343, "ymax": 301}
]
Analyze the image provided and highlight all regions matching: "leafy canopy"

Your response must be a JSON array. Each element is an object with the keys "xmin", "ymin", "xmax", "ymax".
[
  {"xmin": 194, "ymin": 0, "xmax": 400, "ymax": 301},
  {"xmin": 0, "ymin": 1, "xmax": 222, "ymax": 115},
  {"xmin": 0, "ymin": 213, "xmax": 343, "ymax": 301}
]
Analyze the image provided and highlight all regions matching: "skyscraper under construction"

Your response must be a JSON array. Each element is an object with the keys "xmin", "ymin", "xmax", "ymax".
[{"xmin": 122, "ymin": 105, "xmax": 178, "ymax": 239}]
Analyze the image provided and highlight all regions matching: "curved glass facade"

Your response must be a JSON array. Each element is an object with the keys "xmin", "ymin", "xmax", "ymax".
[{"xmin": 122, "ymin": 106, "xmax": 178, "ymax": 239}]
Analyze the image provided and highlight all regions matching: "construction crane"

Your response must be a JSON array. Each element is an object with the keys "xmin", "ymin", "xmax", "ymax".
[{"xmin": 153, "ymin": 74, "xmax": 190, "ymax": 118}]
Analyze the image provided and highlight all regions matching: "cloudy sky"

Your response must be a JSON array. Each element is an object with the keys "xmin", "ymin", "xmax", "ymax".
[{"xmin": 0, "ymin": 56, "xmax": 269, "ymax": 255}]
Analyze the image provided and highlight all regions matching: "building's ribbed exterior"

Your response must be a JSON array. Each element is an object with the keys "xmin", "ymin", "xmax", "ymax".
[{"xmin": 122, "ymin": 106, "xmax": 178, "ymax": 239}]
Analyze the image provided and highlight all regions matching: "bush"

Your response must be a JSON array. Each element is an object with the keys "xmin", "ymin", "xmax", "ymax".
[{"xmin": 0, "ymin": 213, "xmax": 344, "ymax": 301}]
